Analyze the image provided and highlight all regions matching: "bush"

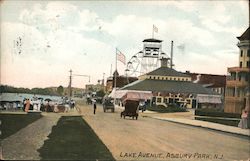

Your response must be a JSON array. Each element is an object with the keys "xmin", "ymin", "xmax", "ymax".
[
  {"xmin": 147, "ymin": 105, "xmax": 187, "ymax": 113},
  {"xmin": 195, "ymin": 109, "xmax": 241, "ymax": 118}
]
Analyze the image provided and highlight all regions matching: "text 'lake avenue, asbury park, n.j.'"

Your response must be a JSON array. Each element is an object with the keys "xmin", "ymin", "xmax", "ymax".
[{"xmin": 120, "ymin": 152, "xmax": 224, "ymax": 160}]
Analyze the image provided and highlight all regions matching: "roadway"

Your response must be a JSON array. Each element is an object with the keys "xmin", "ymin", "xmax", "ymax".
[{"xmin": 78, "ymin": 102, "xmax": 250, "ymax": 161}]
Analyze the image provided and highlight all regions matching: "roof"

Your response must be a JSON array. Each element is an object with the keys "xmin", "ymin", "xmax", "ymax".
[
  {"xmin": 186, "ymin": 73, "xmax": 226, "ymax": 88},
  {"xmin": 237, "ymin": 27, "xmax": 250, "ymax": 41},
  {"xmin": 121, "ymin": 79, "xmax": 217, "ymax": 95},
  {"xmin": 146, "ymin": 67, "xmax": 190, "ymax": 77},
  {"xmin": 143, "ymin": 38, "xmax": 162, "ymax": 43}
]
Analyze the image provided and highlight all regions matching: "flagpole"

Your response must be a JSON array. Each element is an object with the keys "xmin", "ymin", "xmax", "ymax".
[
  {"xmin": 115, "ymin": 48, "xmax": 117, "ymax": 90},
  {"xmin": 152, "ymin": 25, "xmax": 154, "ymax": 39},
  {"xmin": 114, "ymin": 48, "xmax": 117, "ymax": 106}
]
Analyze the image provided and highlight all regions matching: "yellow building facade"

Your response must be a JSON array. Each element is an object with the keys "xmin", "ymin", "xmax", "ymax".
[{"xmin": 224, "ymin": 27, "xmax": 250, "ymax": 114}]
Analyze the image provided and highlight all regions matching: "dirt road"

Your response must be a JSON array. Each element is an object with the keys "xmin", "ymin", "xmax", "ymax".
[{"xmin": 78, "ymin": 102, "xmax": 250, "ymax": 161}]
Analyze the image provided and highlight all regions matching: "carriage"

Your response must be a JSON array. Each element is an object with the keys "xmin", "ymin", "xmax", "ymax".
[
  {"xmin": 120, "ymin": 100, "xmax": 139, "ymax": 120},
  {"xmin": 86, "ymin": 97, "xmax": 92, "ymax": 104}
]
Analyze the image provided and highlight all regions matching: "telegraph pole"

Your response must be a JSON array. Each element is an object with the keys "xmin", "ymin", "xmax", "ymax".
[
  {"xmin": 102, "ymin": 73, "xmax": 105, "ymax": 85},
  {"xmin": 103, "ymin": 72, "xmax": 105, "ymax": 91},
  {"xmin": 69, "ymin": 69, "xmax": 72, "ymax": 99},
  {"xmin": 68, "ymin": 69, "xmax": 91, "ymax": 99}
]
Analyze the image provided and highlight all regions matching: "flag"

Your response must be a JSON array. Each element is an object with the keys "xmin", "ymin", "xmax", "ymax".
[
  {"xmin": 153, "ymin": 25, "xmax": 158, "ymax": 33},
  {"xmin": 116, "ymin": 48, "xmax": 126, "ymax": 65}
]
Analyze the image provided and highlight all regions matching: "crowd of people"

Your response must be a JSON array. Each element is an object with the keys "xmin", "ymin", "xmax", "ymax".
[{"xmin": 22, "ymin": 97, "xmax": 75, "ymax": 113}]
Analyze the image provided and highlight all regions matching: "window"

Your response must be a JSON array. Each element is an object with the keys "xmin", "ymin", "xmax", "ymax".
[
  {"xmin": 154, "ymin": 77, "xmax": 156, "ymax": 79},
  {"xmin": 247, "ymin": 61, "xmax": 250, "ymax": 68},
  {"xmin": 240, "ymin": 61, "xmax": 242, "ymax": 68},
  {"xmin": 149, "ymin": 76, "xmax": 152, "ymax": 79},
  {"xmin": 158, "ymin": 77, "xmax": 160, "ymax": 79},
  {"xmin": 248, "ymin": 50, "xmax": 250, "ymax": 57},
  {"xmin": 240, "ymin": 50, "xmax": 243, "ymax": 57}
]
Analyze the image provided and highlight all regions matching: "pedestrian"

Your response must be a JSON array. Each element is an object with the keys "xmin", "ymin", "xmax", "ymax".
[
  {"xmin": 22, "ymin": 98, "xmax": 26, "ymax": 111},
  {"xmin": 93, "ymin": 100, "xmax": 97, "ymax": 114},
  {"xmin": 25, "ymin": 99, "xmax": 30, "ymax": 112},
  {"xmin": 238, "ymin": 108, "xmax": 249, "ymax": 129}
]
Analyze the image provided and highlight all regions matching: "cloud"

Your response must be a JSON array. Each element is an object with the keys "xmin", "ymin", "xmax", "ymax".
[
  {"xmin": 1, "ymin": 1, "xmax": 247, "ymax": 88},
  {"xmin": 175, "ymin": 48, "xmax": 239, "ymax": 75}
]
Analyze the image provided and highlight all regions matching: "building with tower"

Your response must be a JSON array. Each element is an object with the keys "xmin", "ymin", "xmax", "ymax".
[
  {"xmin": 126, "ymin": 38, "xmax": 169, "ymax": 77},
  {"xmin": 121, "ymin": 58, "xmax": 221, "ymax": 108},
  {"xmin": 224, "ymin": 27, "xmax": 250, "ymax": 114}
]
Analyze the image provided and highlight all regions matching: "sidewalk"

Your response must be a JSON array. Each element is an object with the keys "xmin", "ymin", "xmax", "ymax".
[
  {"xmin": 1, "ymin": 108, "xmax": 80, "ymax": 160},
  {"xmin": 143, "ymin": 112, "xmax": 250, "ymax": 137},
  {"xmin": 106, "ymin": 105, "xmax": 249, "ymax": 137}
]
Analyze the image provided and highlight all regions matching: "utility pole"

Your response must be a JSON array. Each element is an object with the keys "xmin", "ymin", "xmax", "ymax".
[
  {"xmin": 103, "ymin": 72, "xmax": 105, "ymax": 91},
  {"xmin": 69, "ymin": 69, "xmax": 91, "ymax": 99},
  {"xmin": 110, "ymin": 64, "xmax": 112, "ymax": 77},
  {"xmin": 69, "ymin": 69, "xmax": 72, "ymax": 99},
  {"xmin": 102, "ymin": 73, "xmax": 105, "ymax": 85}
]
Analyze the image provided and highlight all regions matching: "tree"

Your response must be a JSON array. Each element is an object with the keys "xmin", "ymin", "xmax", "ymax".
[
  {"xmin": 96, "ymin": 90, "xmax": 105, "ymax": 97},
  {"xmin": 57, "ymin": 85, "xmax": 64, "ymax": 95}
]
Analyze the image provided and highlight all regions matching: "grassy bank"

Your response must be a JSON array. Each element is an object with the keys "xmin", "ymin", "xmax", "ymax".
[
  {"xmin": 38, "ymin": 116, "xmax": 115, "ymax": 160},
  {"xmin": 195, "ymin": 108, "xmax": 241, "ymax": 118},
  {"xmin": 0, "ymin": 113, "xmax": 42, "ymax": 140},
  {"xmin": 195, "ymin": 117, "xmax": 240, "ymax": 127}
]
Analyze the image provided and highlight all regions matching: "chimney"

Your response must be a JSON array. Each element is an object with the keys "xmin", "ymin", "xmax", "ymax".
[
  {"xmin": 161, "ymin": 57, "xmax": 170, "ymax": 67},
  {"xmin": 170, "ymin": 41, "xmax": 174, "ymax": 69}
]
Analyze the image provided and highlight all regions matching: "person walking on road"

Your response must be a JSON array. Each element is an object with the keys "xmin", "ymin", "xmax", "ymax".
[{"xmin": 93, "ymin": 100, "xmax": 97, "ymax": 115}]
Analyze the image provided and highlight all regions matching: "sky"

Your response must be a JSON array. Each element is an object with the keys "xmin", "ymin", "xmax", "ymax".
[{"xmin": 0, "ymin": 0, "xmax": 249, "ymax": 89}]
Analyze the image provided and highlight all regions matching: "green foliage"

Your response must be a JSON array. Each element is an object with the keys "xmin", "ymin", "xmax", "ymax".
[
  {"xmin": 0, "ymin": 85, "xmax": 30, "ymax": 93},
  {"xmin": 57, "ymin": 85, "xmax": 64, "ymax": 95},
  {"xmin": 96, "ymin": 90, "xmax": 105, "ymax": 97},
  {"xmin": 195, "ymin": 109, "xmax": 241, "ymax": 118},
  {"xmin": 88, "ymin": 86, "xmax": 94, "ymax": 92},
  {"xmin": 147, "ymin": 105, "xmax": 187, "ymax": 113},
  {"xmin": 195, "ymin": 117, "xmax": 240, "ymax": 127},
  {"xmin": 0, "ymin": 85, "xmax": 59, "ymax": 96}
]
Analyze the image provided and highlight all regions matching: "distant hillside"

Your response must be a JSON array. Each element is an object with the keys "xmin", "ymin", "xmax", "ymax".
[{"xmin": 0, "ymin": 85, "xmax": 61, "ymax": 96}]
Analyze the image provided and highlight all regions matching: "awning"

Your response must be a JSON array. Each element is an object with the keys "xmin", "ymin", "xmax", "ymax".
[
  {"xmin": 108, "ymin": 88, "xmax": 127, "ymax": 98},
  {"xmin": 109, "ymin": 89, "xmax": 152, "ymax": 101},
  {"xmin": 196, "ymin": 94, "xmax": 222, "ymax": 104},
  {"xmin": 121, "ymin": 91, "xmax": 153, "ymax": 101}
]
